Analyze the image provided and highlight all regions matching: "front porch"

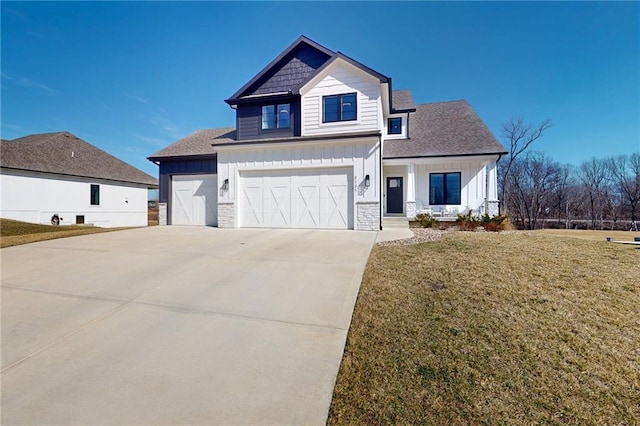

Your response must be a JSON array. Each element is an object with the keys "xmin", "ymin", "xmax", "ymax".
[{"xmin": 382, "ymin": 157, "xmax": 500, "ymax": 221}]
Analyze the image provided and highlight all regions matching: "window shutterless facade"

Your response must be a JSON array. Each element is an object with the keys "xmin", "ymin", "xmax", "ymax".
[
  {"xmin": 261, "ymin": 104, "xmax": 290, "ymax": 130},
  {"xmin": 388, "ymin": 117, "xmax": 402, "ymax": 134},
  {"xmin": 90, "ymin": 184, "xmax": 100, "ymax": 206},
  {"xmin": 323, "ymin": 93, "xmax": 357, "ymax": 123},
  {"xmin": 429, "ymin": 172, "xmax": 461, "ymax": 205}
]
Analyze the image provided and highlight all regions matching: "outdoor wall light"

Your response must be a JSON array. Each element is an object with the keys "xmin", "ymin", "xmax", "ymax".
[
  {"xmin": 223, "ymin": 179, "xmax": 229, "ymax": 191},
  {"xmin": 364, "ymin": 174, "xmax": 370, "ymax": 188}
]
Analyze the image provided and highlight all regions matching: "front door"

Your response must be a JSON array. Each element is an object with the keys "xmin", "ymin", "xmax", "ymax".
[{"xmin": 386, "ymin": 177, "xmax": 403, "ymax": 214}]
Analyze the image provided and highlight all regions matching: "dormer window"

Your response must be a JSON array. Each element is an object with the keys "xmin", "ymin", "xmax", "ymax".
[
  {"xmin": 388, "ymin": 117, "xmax": 402, "ymax": 134},
  {"xmin": 323, "ymin": 93, "xmax": 357, "ymax": 123},
  {"xmin": 261, "ymin": 104, "xmax": 290, "ymax": 130}
]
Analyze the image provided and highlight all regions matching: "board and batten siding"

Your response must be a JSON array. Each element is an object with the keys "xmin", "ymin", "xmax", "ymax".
[
  {"xmin": 217, "ymin": 137, "xmax": 381, "ymax": 205},
  {"xmin": 0, "ymin": 169, "xmax": 149, "ymax": 227},
  {"xmin": 301, "ymin": 63, "xmax": 382, "ymax": 137},
  {"xmin": 412, "ymin": 158, "xmax": 497, "ymax": 211}
]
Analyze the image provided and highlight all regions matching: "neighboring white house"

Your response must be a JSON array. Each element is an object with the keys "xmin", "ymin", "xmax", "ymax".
[
  {"xmin": 1, "ymin": 131, "xmax": 158, "ymax": 227},
  {"xmin": 148, "ymin": 36, "xmax": 507, "ymax": 230}
]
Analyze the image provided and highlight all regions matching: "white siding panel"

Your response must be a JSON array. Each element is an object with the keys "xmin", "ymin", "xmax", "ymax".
[
  {"xmin": 302, "ymin": 64, "xmax": 382, "ymax": 136},
  {"xmin": 0, "ymin": 170, "xmax": 149, "ymax": 227}
]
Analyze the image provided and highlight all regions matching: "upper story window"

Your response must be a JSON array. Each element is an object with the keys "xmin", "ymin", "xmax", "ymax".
[
  {"xmin": 261, "ymin": 104, "xmax": 290, "ymax": 130},
  {"xmin": 323, "ymin": 93, "xmax": 357, "ymax": 123},
  {"xmin": 90, "ymin": 184, "xmax": 100, "ymax": 206},
  {"xmin": 388, "ymin": 117, "xmax": 402, "ymax": 134}
]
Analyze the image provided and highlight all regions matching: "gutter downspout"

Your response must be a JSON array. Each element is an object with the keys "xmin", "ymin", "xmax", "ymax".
[{"xmin": 379, "ymin": 134, "xmax": 383, "ymax": 231}]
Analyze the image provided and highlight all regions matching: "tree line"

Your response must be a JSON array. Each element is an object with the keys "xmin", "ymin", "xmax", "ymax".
[{"xmin": 498, "ymin": 118, "xmax": 640, "ymax": 231}]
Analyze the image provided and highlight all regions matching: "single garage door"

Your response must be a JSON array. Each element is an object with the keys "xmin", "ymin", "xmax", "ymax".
[
  {"xmin": 171, "ymin": 174, "xmax": 218, "ymax": 226},
  {"xmin": 240, "ymin": 168, "xmax": 353, "ymax": 229}
]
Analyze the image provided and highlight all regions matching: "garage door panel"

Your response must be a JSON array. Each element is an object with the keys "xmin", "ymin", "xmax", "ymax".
[
  {"xmin": 171, "ymin": 175, "xmax": 217, "ymax": 226},
  {"xmin": 295, "ymin": 184, "xmax": 320, "ymax": 227},
  {"xmin": 239, "ymin": 168, "xmax": 353, "ymax": 229},
  {"xmin": 267, "ymin": 184, "xmax": 291, "ymax": 227}
]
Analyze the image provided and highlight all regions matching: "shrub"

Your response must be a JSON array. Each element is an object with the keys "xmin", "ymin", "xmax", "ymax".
[
  {"xmin": 416, "ymin": 213, "xmax": 438, "ymax": 228},
  {"xmin": 456, "ymin": 211, "xmax": 481, "ymax": 231},
  {"xmin": 481, "ymin": 214, "xmax": 509, "ymax": 232}
]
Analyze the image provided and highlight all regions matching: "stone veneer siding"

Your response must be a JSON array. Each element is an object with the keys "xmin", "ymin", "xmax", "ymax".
[
  {"xmin": 218, "ymin": 202, "xmax": 235, "ymax": 228},
  {"xmin": 158, "ymin": 202, "xmax": 167, "ymax": 226},
  {"xmin": 406, "ymin": 201, "xmax": 417, "ymax": 220},
  {"xmin": 356, "ymin": 201, "xmax": 380, "ymax": 231},
  {"xmin": 486, "ymin": 200, "xmax": 499, "ymax": 216}
]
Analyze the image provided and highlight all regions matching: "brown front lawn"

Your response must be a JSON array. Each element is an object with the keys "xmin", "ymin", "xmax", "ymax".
[
  {"xmin": 329, "ymin": 232, "xmax": 639, "ymax": 425},
  {"xmin": 0, "ymin": 219, "xmax": 129, "ymax": 248}
]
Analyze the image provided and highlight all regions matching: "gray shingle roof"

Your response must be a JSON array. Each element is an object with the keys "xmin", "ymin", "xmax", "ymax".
[
  {"xmin": 384, "ymin": 100, "xmax": 507, "ymax": 158},
  {"xmin": 148, "ymin": 127, "xmax": 236, "ymax": 159},
  {"xmin": 1, "ymin": 131, "xmax": 158, "ymax": 187},
  {"xmin": 392, "ymin": 90, "xmax": 416, "ymax": 111}
]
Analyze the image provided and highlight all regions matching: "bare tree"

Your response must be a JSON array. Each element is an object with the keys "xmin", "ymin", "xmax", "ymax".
[
  {"xmin": 609, "ymin": 153, "xmax": 640, "ymax": 227},
  {"xmin": 499, "ymin": 118, "xmax": 552, "ymax": 214},
  {"xmin": 578, "ymin": 158, "xmax": 611, "ymax": 230},
  {"xmin": 506, "ymin": 151, "xmax": 561, "ymax": 230}
]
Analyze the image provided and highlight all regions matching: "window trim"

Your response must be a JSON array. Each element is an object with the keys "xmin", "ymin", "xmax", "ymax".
[
  {"xmin": 90, "ymin": 184, "xmax": 100, "ymax": 206},
  {"xmin": 261, "ymin": 103, "xmax": 291, "ymax": 130},
  {"xmin": 322, "ymin": 92, "xmax": 357, "ymax": 123},
  {"xmin": 429, "ymin": 172, "xmax": 461, "ymax": 205},
  {"xmin": 388, "ymin": 117, "xmax": 402, "ymax": 135}
]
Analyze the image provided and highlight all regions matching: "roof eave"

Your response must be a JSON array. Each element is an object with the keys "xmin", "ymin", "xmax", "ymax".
[
  {"xmin": 383, "ymin": 151, "xmax": 508, "ymax": 160},
  {"xmin": 147, "ymin": 153, "xmax": 218, "ymax": 162},
  {"xmin": 1, "ymin": 166, "xmax": 158, "ymax": 188}
]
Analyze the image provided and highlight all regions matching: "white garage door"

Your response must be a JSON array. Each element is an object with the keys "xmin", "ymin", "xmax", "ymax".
[
  {"xmin": 240, "ymin": 168, "xmax": 353, "ymax": 229},
  {"xmin": 171, "ymin": 174, "xmax": 218, "ymax": 226}
]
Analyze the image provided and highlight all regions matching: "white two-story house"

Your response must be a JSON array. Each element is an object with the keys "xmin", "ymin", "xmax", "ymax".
[{"xmin": 148, "ymin": 36, "xmax": 506, "ymax": 230}]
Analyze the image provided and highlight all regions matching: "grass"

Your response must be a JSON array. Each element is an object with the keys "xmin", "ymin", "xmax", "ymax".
[
  {"xmin": 534, "ymin": 228, "xmax": 640, "ymax": 242},
  {"xmin": 0, "ymin": 219, "xmax": 129, "ymax": 248},
  {"xmin": 328, "ymin": 232, "xmax": 639, "ymax": 425}
]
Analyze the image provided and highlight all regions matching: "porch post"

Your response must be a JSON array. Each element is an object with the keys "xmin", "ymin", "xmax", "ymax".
[
  {"xmin": 486, "ymin": 160, "xmax": 499, "ymax": 216},
  {"xmin": 406, "ymin": 163, "xmax": 417, "ymax": 219}
]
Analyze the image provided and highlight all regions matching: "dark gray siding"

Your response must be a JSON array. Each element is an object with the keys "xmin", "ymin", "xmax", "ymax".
[
  {"xmin": 237, "ymin": 99, "xmax": 300, "ymax": 141},
  {"xmin": 247, "ymin": 44, "xmax": 330, "ymax": 96},
  {"xmin": 158, "ymin": 157, "xmax": 216, "ymax": 202}
]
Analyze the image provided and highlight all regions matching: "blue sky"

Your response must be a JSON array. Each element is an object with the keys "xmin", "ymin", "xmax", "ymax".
[{"xmin": 2, "ymin": 1, "xmax": 638, "ymax": 178}]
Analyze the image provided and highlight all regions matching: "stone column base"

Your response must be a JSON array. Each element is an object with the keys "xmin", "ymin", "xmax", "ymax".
[
  {"xmin": 218, "ymin": 202, "xmax": 235, "ymax": 228},
  {"xmin": 356, "ymin": 201, "xmax": 380, "ymax": 231},
  {"xmin": 158, "ymin": 202, "xmax": 167, "ymax": 226},
  {"xmin": 406, "ymin": 201, "xmax": 417, "ymax": 220},
  {"xmin": 486, "ymin": 200, "xmax": 499, "ymax": 216}
]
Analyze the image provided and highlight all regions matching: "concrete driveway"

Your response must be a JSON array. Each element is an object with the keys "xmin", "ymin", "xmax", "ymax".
[{"xmin": 1, "ymin": 226, "xmax": 375, "ymax": 425}]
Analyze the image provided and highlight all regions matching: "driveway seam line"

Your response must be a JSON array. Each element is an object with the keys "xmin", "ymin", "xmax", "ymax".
[
  {"xmin": 1, "ymin": 274, "xmax": 194, "ymax": 374},
  {"xmin": 1, "ymin": 284, "xmax": 130, "ymax": 304},
  {"xmin": 133, "ymin": 300, "xmax": 350, "ymax": 332}
]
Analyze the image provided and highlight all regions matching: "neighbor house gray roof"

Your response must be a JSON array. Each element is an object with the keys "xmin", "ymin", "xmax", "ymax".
[
  {"xmin": 392, "ymin": 89, "xmax": 416, "ymax": 112},
  {"xmin": 384, "ymin": 100, "xmax": 507, "ymax": 159},
  {"xmin": 1, "ymin": 131, "xmax": 158, "ymax": 187},
  {"xmin": 148, "ymin": 128, "xmax": 236, "ymax": 159}
]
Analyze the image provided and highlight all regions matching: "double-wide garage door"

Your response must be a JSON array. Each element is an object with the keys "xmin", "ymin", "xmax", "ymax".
[
  {"xmin": 171, "ymin": 174, "xmax": 218, "ymax": 226},
  {"xmin": 240, "ymin": 168, "xmax": 353, "ymax": 229}
]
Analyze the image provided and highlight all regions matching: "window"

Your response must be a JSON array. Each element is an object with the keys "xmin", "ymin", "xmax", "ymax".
[
  {"xmin": 388, "ymin": 117, "xmax": 402, "ymax": 134},
  {"xmin": 429, "ymin": 172, "xmax": 461, "ymax": 205},
  {"xmin": 323, "ymin": 93, "xmax": 357, "ymax": 122},
  {"xmin": 76, "ymin": 215, "xmax": 85, "ymax": 224},
  {"xmin": 261, "ymin": 103, "xmax": 290, "ymax": 130},
  {"xmin": 90, "ymin": 184, "xmax": 100, "ymax": 206}
]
